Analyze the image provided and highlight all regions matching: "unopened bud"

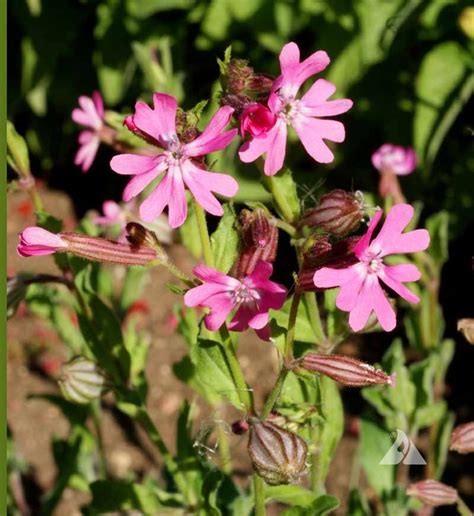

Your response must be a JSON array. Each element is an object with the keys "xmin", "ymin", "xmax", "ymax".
[
  {"xmin": 406, "ymin": 480, "xmax": 458, "ymax": 507},
  {"xmin": 459, "ymin": 7, "xmax": 474, "ymax": 40},
  {"xmin": 449, "ymin": 422, "xmax": 474, "ymax": 454},
  {"xmin": 220, "ymin": 93, "xmax": 253, "ymax": 118},
  {"xmin": 248, "ymin": 418, "xmax": 308, "ymax": 485},
  {"xmin": 240, "ymin": 103, "xmax": 277, "ymax": 138},
  {"xmin": 298, "ymin": 237, "xmax": 360, "ymax": 292},
  {"xmin": 246, "ymin": 74, "xmax": 274, "ymax": 94},
  {"xmin": 295, "ymin": 353, "xmax": 395, "ymax": 387},
  {"xmin": 300, "ymin": 190, "xmax": 364, "ymax": 237},
  {"xmin": 61, "ymin": 232, "xmax": 158, "ymax": 266},
  {"xmin": 235, "ymin": 209, "xmax": 278, "ymax": 277},
  {"xmin": 457, "ymin": 319, "xmax": 474, "ymax": 344},
  {"xmin": 231, "ymin": 419, "xmax": 249, "ymax": 435},
  {"xmin": 58, "ymin": 357, "xmax": 107, "ymax": 404}
]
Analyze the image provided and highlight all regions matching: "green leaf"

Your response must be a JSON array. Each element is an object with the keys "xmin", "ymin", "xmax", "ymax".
[
  {"xmin": 201, "ymin": 470, "xmax": 223, "ymax": 516},
  {"xmin": 430, "ymin": 411, "xmax": 455, "ymax": 479},
  {"xmin": 86, "ymin": 480, "xmax": 162, "ymax": 514},
  {"xmin": 413, "ymin": 401, "xmax": 446, "ymax": 429},
  {"xmin": 189, "ymin": 339, "xmax": 242, "ymax": 409},
  {"xmin": 180, "ymin": 201, "xmax": 203, "ymax": 259},
  {"xmin": 126, "ymin": 0, "xmax": 195, "ymax": 18},
  {"xmin": 348, "ymin": 489, "xmax": 371, "ymax": 516},
  {"xmin": 360, "ymin": 416, "xmax": 396, "ymax": 495},
  {"xmin": 414, "ymin": 41, "xmax": 472, "ymax": 171},
  {"xmin": 425, "ymin": 211, "xmax": 449, "ymax": 269},
  {"xmin": 281, "ymin": 495, "xmax": 340, "ymax": 515},
  {"xmin": 120, "ymin": 266, "xmax": 149, "ymax": 312},
  {"xmin": 317, "ymin": 376, "xmax": 344, "ymax": 483},
  {"xmin": 262, "ymin": 168, "xmax": 301, "ymax": 222},
  {"xmin": 210, "ymin": 204, "xmax": 239, "ymax": 273},
  {"xmin": 6, "ymin": 121, "xmax": 30, "ymax": 176},
  {"xmin": 265, "ymin": 485, "xmax": 317, "ymax": 507}
]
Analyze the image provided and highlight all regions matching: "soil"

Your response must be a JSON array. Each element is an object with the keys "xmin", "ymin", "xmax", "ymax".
[{"xmin": 7, "ymin": 185, "xmax": 474, "ymax": 515}]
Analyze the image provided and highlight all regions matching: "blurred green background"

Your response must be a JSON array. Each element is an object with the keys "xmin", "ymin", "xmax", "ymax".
[{"xmin": 8, "ymin": 0, "xmax": 474, "ymax": 237}]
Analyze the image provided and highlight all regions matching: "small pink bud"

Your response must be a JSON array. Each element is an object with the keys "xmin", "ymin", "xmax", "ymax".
[
  {"xmin": 406, "ymin": 480, "xmax": 458, "ymax": 507},
  {"xmin": 17, "ymin": 227, "xmax": 68, "ymax": 257},
  {"xmin": 296, "ymin": 353, "xmax": 395, "ymax": 387},
  {"xmin": 299, "ymin": 189, "xmax": 364, "ymax": 237},
  {"xmin": 248, "ymin": 418, "xmax": 308, "ymax": 485},
  {"xmin": 449, "ymin": 422, "xmax": 474, "ymax": 454},
  {"xmin": 231, "ymin": 419, "xmax": 249, "ymax": 435},
  {"xmin": 240, "ymin": 103, "xmax": 277, "ymax": 138},
  {"xmin": 235, "ymin": 209, "xmax": 279, "ymax": 277}
]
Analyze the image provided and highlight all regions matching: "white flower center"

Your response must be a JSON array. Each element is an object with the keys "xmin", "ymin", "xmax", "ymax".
[
  {"xmin": 231, "ymin": 283, "xmax": 260, "ymax": 306},
  {"xmin": 275, "ymin": 91, "xmax": 301, "ymax": 124}
]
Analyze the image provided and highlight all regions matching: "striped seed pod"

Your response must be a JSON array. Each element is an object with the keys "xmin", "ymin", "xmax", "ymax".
[
  {"xmin": 449, "ymin": 422, "xmax": 474, "ymax": 454},
  {"xmin": 406, "ymin": 480, "xmax": 458, "ymax": 507},
  {"xmin": 296, "ymin": 354, "xmax": 395, "ymax": 387},
  {"xmin": 58, "ymin": 357, "xmax": 107, "ymax": 404},
  {"xmin": 247, "ymin": 418, "xmax": 308, "ymax": 485}
]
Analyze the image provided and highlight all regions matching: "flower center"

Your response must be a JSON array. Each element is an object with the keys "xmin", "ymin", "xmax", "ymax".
[
  {"xmin": 162, "ymin": 133, "xmax": 184, "ymax": 160},
  {"xmin": 277, "ymin": 96, "xmax": 301, "ymax": 124},
  {"xmin": 232, "ymin": 283, "xmax": 260, "ymax": 306}
]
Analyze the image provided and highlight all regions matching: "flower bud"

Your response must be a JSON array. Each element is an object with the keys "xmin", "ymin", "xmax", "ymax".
[
  {"xmin": 240, "ymin": 103, "xmax": 277, "ymax": 137},
  {"xmin": 246, "ymin": 74, "xmax": 274, "ymax": 94},
  {"xmin": 298, "ymin": 236, "xmax": 360, "ymax": 292},
  {"xmin": 125, "ymin": 222, "xmax": 160, "ymax": 249},
  {"xmin": 231, "ymin": 419, "xmax": 249, "ymax": 435},
  {"xmin": 458, "ymin": 7, "xmax": 474, "ymax": 40},
  {"xmin": 58, "ymin": 357, "xmax": 107, "ymax": 404},
  {"xmin": 235, "ymin": 208, "xmax": 279, "ymax": 277},
  {"xmin": 295, "ymin": 354, "xmax": 395, "ymax": 387},
  {"xmin": 247, "ymin": 418, "xmax": 308, "ymax": 485},
  {"xmin": 406, "ymin": 480, "xmax": 458, "ymax": 507},
  {"xmin": 449, "ymin": 422, "xmax": 474, "ymax": 454},
  {"xmin": 60, "ymin": 232, "xmax": 158, "ymax": 266},
  {"xmin": 220, "ymin": 93, "xmax": 253, "ymax": 117},
  {"xmin": 299, "ymin": 190, "xmax": 364, "ymax": 237},
  {"xmin": 457, "ymin": 319, "xmax": 474, "ymax": 344}
]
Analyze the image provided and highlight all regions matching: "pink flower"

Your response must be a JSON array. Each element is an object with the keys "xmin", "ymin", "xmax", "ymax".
[
  {"xmin": 313, "ymin": 204, "xmax": 430, "ymax": 332},
  {"xmin": 93, "ymin": 200, "xmax": 129, "ymax": 242},
  {"xmin": 110, "ymin": 93, "xmax": 239, "ymax": 228},
  {"xmin": 72, "ymin": 92, "xmax": 105, "ymax": 172},
  {"xmin": 240, "ymin": 104, "xmax": 277, "ymax": 137},
  {"xmin": 372, "ymin": 144, "xmax": 417, "ymax": 176},
  {"xmin": 184, "ymin": 261, "xmax": 287, "ymax": 340},
  {"xmin": 17, "ymin": 227, "xmax": 68, "ymax": 257},
  {"xmin": 239, "ymin": 42, "xmax": 353, "ymax": 176}
]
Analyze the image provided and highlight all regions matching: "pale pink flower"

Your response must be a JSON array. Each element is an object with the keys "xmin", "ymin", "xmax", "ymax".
[
  {"xmin": 239, "ymin": 42, "xmax": 353, "ymax": 176},
  {"xmin": 110, "ymin": 93, "xmax": 239, "ymax": 228},
  {"xmin": 17, "ymin": 227, "xmax": 68, "ymax": 257},
  {"xmin": 313, "ymin": 204, "xmax": 430, "ymax": 332},
  {"xmin": 184, "ymin": 261, "xmax": 287, "ymax": 340},
  {"xmin": 72, "ymin": 92, "xmax": 105, "ymax": 172},
  {"xmin": 372, "ymin": 144, "xmax": 417, "ymax": 176},
  {"xmin": 93, "ymin": 200, "xmax": 128, "ymax": 242}
]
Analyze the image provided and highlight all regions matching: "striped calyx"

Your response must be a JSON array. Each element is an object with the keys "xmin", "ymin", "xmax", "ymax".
[
  {"xmin": 449, "ymin": 421, "xmax": 474, "ymax": 454},
  {"xmin": 406, "ymin": 480, "xmax": 458, "ymax": 507},
  {"xmin": 297, "ymin": 353, "xmax": 395, "ymax": 388},
  {"xmin": 58, "ymin": 357, "xmax": 107, "ymax": 404},
  {"xmin": 247, "ymin": 418, "xmax": 308, "ymax": 485},
  {"xmin": 61, "ymin": 232, "xmax": 157, "ymax": 266}
]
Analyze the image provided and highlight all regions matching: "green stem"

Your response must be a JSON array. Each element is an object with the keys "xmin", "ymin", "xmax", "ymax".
[
  {"xmin": 284, "ymin": 290, "xmax": 302, "ymax": 361},
  {"xmin": 193, "ymin": 200, "xmax": 214, "ymax": 267},
  {"xmin": 91, "ymin": 401, "xmax": 108, "ymax": 477},
  {"xmin": 261, "ymin": 367, "xmax": 289, "ymax": 420},
  {"xmin": 272, "ymin": 217, "xmax": 296, "ymax": 237},
  {"xmin": 303, "ymin": 292, "xmax": 326, "ymax": 345},
  {"xmin": 217, "ymin": 422, "xmax": 232, "ymax": 475},
  {"xmin": 253, "ymin": 475, "xmax": 266, "ymax": 516},
  {"xmin": 136, "ymin": 407, "xmax": 196, "ymax": 505},
  {"xmin": 29, "ymin": 187, "xmax": 44, "ymax": 213},
  {"xmin": 219, "ymin": 326, "xmax": 254, "ymax": 414},
  {"xmin": 262, "ymin": 175, "xmax": 294, "ymax": 223}
]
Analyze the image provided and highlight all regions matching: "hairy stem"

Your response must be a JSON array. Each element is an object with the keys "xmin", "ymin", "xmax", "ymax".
[
  {"xmin": 261, "ymin": 366, "xmax": 289, "ymax": 420},
  {"xmin": 253, "ymin": 475, "xmax": 266, "ymax": 516},
  {"xmin": 193, "ymin": 200, "xmax": 214, "ymax": 267}
]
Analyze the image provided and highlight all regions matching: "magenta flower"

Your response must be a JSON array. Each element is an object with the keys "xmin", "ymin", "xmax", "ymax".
[
  {"xmin": 72, "ymin": 92, "xmax": 105, "ymax": 172},
  {"xmin": 372, "ymin": 144, "xmax": 417, "ymax": 176},
  {"xmin": 17, "ymin": 227, "xmax": 68, "ymax": 257},
  {"xmin": 184, "ymin": 261, "xmax": 287, "ymax": 340},
  {"xmin": 240, "ymin": 103, "xmax": 277, "ymax": 138},
  {"xmin": 110, "ymin": 93, "xmax": 239, "ymax": 228},
  {"xmin": 239, "ymin": 42, "xmax": 353, "ymax": 176},
  {"xmin": 313, "ymin": 204, "xmax": 430, "ymax": 332}
]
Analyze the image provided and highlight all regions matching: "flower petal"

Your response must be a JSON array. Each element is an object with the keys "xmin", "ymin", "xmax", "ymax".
[
  {"xmin": 110, "ymin": 154, "xmax": 160, "ymax": 175},
  {"xmin": 302, "ymin": 79, "xmax": 353, "ymax": 117},
  {"xmin": 133, "ymin": 94, "xmax": 177, "ymax": 142},
  {"xmin": 184, "ymin": 106, "xmax": 237, "ymax": 156},
  {"xmin": 184, "ymin": 283, "xmax": 230, "ymax": 307},
  {"xmin": 380, "ymin": 265, "xmax": 420, "ymax": 304},
  {"xmin": 313, "ymin": 265, "xmax": 360, "ymax": 288},
  {"xmin": 264, "ymin": 121, "xmax": 287, "ymax": 176},
  {"xmin": 123, "ymin": 166, "xmax": 163, "ymax": 201},
  {"xmin": 192, "ymin": 264, "xmax": 239, "ymax": 287},
  {"xmin": 293, "ymin": 116, "xmax": 344, "ymax": 164},
  {"xmin": 204, "ymin": 293, "xmax": 235, "ymax": 331},
  {"xmin": 139, "ymin": 173, "xmax": 172, "ymax": 222}
]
